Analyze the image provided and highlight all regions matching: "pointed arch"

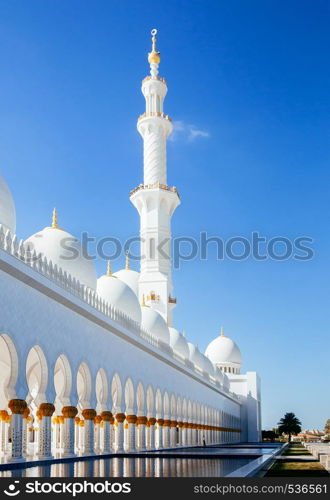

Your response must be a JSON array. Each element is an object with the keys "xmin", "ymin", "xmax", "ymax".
[
  {"xmin": 96, "ymin": 368, "xmax": 108, "ymax": 412},
  {"xmin": 26, "ymin": 345, "xmax": 48, "ymax": 407},
  {"xmin": 136, "ymin": 382, "xmax": 145, "ymax": 415},
  {"xmin": 124, "ymin": 378, "xmax": 135, "ymax": 414},
  {"xmin": 146, "ymin": 385, "xmax": 154, "ymax": 417},
  {"xmin": 111, "ymin": 373, "xmax": 122, "ymax": 414},
  {"xmin": 0, "ymin": 334, "xmax": 18, "ymax": 408},
  {"xmin": 76, "ymin": 362, "xmax": 92, "ymax": 410},
  {"xmin": 54, "ymin": 354, "xmax": 72, "ymax": 411}
]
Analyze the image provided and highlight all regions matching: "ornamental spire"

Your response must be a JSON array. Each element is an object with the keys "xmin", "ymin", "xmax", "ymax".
[
  {"xmin": 106, "ymin": 260, "xmax": 112, "ymax": 276},
  {"xmin": 125, "ymin": 251, "xmax": 130, "ymax": 270},
  {"xmin": 52, "ymin": 208, "xmax": 58, "ymax": 229},
  {"xmin": 148, "ymin": 29, "xmax": 160, "ymax": 77},
  {"xmin": 220, "ymin": 326, "xmax": 225, "ymax": 337}
]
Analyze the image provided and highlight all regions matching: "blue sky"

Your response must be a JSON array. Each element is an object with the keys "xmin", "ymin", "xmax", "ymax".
[{"xmin": 0, "ymin": 0, "xmax": 329, "ymax": 430}]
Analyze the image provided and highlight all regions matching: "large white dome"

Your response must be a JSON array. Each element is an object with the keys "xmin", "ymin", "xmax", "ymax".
[
  {"xmin": 97, "ymin": 269, "xmax": 141, "ymax": 324},
  {"xmin": 141, "ymin": 306, "xmax": 170, "ymax": 344},
  {"xmin": 205, "ymin": 329, "xmax": 242, "ymax": 369},
  {"xmin": 169, "ymin": 327, "xmax": 189, "ymax": 359},
  {"xmin": 0, "ymin": 174, "xmax": 16, "ymax": 234},
  {"xmin": 25, "ymin": 215, "xmax": 97, "ymax": 290},
  {"xmin": 113, "ymin": 269, "xmax": 139, "ymax": 296}
]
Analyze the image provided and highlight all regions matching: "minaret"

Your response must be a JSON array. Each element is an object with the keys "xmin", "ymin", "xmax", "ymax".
[{"xmin": 130, "ymin": 29, "xmax": 180, "ymax": 326}]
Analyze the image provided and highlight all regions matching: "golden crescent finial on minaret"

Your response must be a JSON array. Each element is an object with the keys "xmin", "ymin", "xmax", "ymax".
[
  {"xmin": 107, "ymin": 260, "xmax": 112, "ymax": 276},
  {"xmin": 148, "ymin": 28, "xmax": 160, "ymax": 65}
]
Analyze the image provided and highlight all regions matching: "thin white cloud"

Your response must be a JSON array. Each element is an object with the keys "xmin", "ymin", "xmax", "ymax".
[{"xmin": 170, "ymin": 120, "xmax": 210, "ymax": 142}]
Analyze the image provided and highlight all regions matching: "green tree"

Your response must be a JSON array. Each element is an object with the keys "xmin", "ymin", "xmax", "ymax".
[
  {"xmin": 324, "ymin": 419, "xmax": 330, "ymax": 438},
  {"xmin": 277, "ymin": 412, "xmax": 302, "ymax": 442}
]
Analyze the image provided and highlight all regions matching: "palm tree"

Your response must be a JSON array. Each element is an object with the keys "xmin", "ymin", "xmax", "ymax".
[{"xmin": 278, "ymin": 412, "xmax": 302, "ymax": 442}]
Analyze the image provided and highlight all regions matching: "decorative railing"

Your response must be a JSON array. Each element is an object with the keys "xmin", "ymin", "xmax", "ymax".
[
  {"xmin": 142, "ymin": 75, "xmax": 167, "ymax": 85},
  {"xmin": 138, "ymin": 111, "xmax": 171, "ymax": 122},
  {"xmin": 0, "ymin": 223, "xmax": 237, "ymax": 400},
  {"xmin": 168, "ymin": 296, "xmax": 177, "ymax": 304},
  {"xmin": 129, "ymin": 182, "xmax": 180, "ymax": 199}
]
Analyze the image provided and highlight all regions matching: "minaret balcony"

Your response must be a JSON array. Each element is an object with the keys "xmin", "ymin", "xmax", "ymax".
[
  {"xmin": 138, "ymin": 111, "xmax": 172, "ymax": 122},
  {"xmin": 142, "ymin": 75, "xmax": 167, "ymax": 85},
  {"xmin": 130, "ymin": 182, "xmax": 180, "ymax": 199}
]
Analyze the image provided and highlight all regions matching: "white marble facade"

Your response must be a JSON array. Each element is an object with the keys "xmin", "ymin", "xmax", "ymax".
[{"xmin": 0, "ymin": 31, "xmax": 261, "ymax": 462}]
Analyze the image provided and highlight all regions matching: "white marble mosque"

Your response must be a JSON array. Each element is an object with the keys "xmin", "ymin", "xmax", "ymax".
[{"xmin": 0, "ymin": 30, "xmax": 261, "ymax": 464}]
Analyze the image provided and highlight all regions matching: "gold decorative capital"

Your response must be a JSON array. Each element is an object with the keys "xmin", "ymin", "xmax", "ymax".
[
  {"xmin": 126, "ymin": 414, "xmax": 138, "ymax": 424},
  {"xmin": 115, "ymin": 413, "xmax": 126, "ymax": 423},
  {"xmin": 39, "ymin": 403, "xmax": 55, "ymax": 417},
  {"xmin": 136, "ymin": 416, "xmax": 148, "ymax": 425},
  {"xmin": 62, "ymin": 406, "xmax": 78, "ymax": 419},
  {"xmin": 101, "ymin": 411, "xmax": 113, "ymax": 422},
  {"xmin": 82, "ymin": 409, "xmax": 97, "ymax": 421},
  {"xmin": 8, "ymin": 399, "xmax": 27, "ymax": 415}
]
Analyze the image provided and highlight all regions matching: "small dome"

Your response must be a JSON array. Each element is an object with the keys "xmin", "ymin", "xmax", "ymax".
[
  {"xmin": 222, "ymin": 372, "xmax": 230, "ymax": 390},
  {"xmin": 97, "ymin": 263, "xmax": 141, "ymax": 324},
  {"xmin": 113, "ymin": 269, "xmax": 139, "ymax": 296},
  {"xmin": 25, "ymin": 210, "xmax": 97, "ymax": 290},
  {"xmin": 0, "ymin": 174, "xmax": 16, "ymax": 234},
  {"xmin": 187, "ymin": 343, "xmax": 205, "ymax": 373},
  {"xmin": 169, "ymin": 327, "xmax": 189, "ymax": 359},
  {"xmin": 214, "ymin": 366, "xmax": 225, "ymax": 385},
  {"xmin": 201, "ymin": 353, "xmax": 215, "ymax": 377},
  {"xmin": 205, "ymin": 328, "xmax": 242, "ymax": 371},
  {"xmin": 141, "ymin": 306, "xmax": 170, "ymax": 344}
]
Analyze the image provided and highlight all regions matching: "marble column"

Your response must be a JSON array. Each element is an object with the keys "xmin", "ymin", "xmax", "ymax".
[
  {"xmin": 8, "ymin": 399, "xmax": 27, "ymax": 462},
  {"xmin": 82, "ymin": 409, "xmax": 96, "ymax": 455},
  {"xmin": 115, "ymin": 413, "xmax": 125, "ymax": 452},
  {"xmin": 177, "ymin": 421, "xmax": 183, "ymax": 446},
  {"xmin": 137, "ymin": 416, "xmax": 147, "ymax": 450},
  {"xmin": 170, "ymin": 420, "xmax": 177, "ymax": 448},
  {"xmin": 156, "ymin": 419, "xmax": 164, "ymax": 449},
  {"xmin": 78, "ymin": 420, "xmax": 85, "ymax": 452},
  {"xmin": 0, "ymin": 410, "xmax": 8, "ymax": 456},
  {"xmin": 182, "ymin": 422, "xmax": 187, "ymax": 447},
  {"xmin": 100, "ymin": 411, "xmax": 112, "ymax": 454},
  {"xmin": 22, "ymin": 408, "xmax": 29, "ymax": 457},
  {"xmin": 162, "ymin": 420, "xmax": 171, "ymax": 448},
  {"xmin": 74, "ymin": 417, "xmax": 80, "ymax": 451},
  {"xmin": 126, "ymin": 415, "xmax": 137, "ymax": 452},
  {"xmin": 62, "ymin": 406, "xmax": 78, "ymax": 457},
  {"xmin": 36, "ymin": 403, "xmax": 55, "ymax": 459},
  {"xmin": 148, "ymin": 418, "xmax": 156, "ymax": 449},
  {"xmin": 94, "ymin": 415, "xmax": 102, "ymax": 453}
]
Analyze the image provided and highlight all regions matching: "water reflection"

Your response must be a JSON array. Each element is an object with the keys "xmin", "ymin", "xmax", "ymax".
[{"xmin": 0, "ymin": 457, "xmax": 252, "ymax": 478}]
